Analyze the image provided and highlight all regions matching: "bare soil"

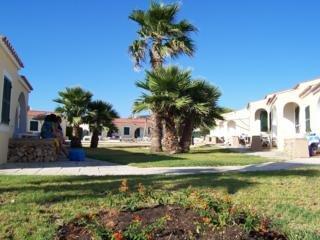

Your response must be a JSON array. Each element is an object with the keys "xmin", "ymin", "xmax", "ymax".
[{"xmin": 56, "ymin": 205, "xmax": 287, "ymax": 240}]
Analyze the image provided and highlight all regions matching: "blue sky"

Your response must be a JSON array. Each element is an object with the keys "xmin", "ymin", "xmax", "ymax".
[{"xmin": 1, "ymin": 0, "xmax": 320, "ymax": 117}]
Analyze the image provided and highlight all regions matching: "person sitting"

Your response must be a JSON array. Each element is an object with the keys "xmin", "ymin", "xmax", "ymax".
[
  {"xmin": 40, "ymin": 114, "xmax": 68, "ymax": 157},
  {"xmin": 40, "ymin": 114, "xmax": 56, "ymax": 138}
]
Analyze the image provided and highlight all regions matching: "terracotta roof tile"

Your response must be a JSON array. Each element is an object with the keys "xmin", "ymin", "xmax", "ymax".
[
  {"xmin": 28, "ymin": 110, "xmax": 54, "ymax": 118},
  {"xmin": 0, "ymin": 36, "xmax": 24, "ymax": 68},
  {"xmin": 113, "ymin": 118, "xmax": 152, "ymax": 127},
  {"xmin": 20, "ymin": 75, "xmax": 33, "ymax": 91}
]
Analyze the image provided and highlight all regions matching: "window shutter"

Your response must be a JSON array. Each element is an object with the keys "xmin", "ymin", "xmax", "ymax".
[{"xmin": 1, "ymin": 77, "xmax": 12, "ymax": 124}]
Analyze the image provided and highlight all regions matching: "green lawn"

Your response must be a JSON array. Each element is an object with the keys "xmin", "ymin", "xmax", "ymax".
[
  {"xmin": 1, "ymin": 168, "xmax": 320, "ymax": 239},
  {"xmin": 85, "ymin": 146, "xmax": 278, "ymax": 167}
]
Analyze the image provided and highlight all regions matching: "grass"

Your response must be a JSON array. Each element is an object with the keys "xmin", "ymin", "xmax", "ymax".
[
  {"xmin": 1, "ymin": 168, "xmax": 320, "ymax": 239},
  {"xmin": 85, "ymin": 146, "xmax": 278, "ymax": 167}
]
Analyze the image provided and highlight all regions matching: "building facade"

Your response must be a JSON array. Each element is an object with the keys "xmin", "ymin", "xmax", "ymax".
[
  {"xmin": 27, "ymin": 110, "xmax": 67, "ymax": 137},
  {"xmin": 0, "ymin": 36, "xmax": 33, "ymax": 164},
  {"xmin": 211, "ymin": 78, "xmax": 320, "ymax": 150},
  {"xmin": 81, "ymin": 117, "xmax": 152, "ymax": 141}
]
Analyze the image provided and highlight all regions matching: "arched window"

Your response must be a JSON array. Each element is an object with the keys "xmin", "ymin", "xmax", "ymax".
[{"xmin": 260, "ymin": 111, "xmax": 268, "ymax": 132}]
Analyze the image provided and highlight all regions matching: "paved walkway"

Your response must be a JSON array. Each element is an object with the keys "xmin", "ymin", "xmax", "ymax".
[{"xmin": 1, "ymin": 157, "xmax": 320, "ymax": 176}]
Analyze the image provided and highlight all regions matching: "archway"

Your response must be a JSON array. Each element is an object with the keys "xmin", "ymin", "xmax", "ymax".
[
  {"xmin": 134, "ymin": 127, "xmax": 144, "ymax": 138},
  {"xmin": 254, "ymin": 109, "xmax": 268, "ymax": 133},
  {"xmin": 227, "ymin": 120, "xmax": 236, "ymax": 136},
  {"xmin": 283, "ymin": 102, "xmax": 300, "ymax": 137},
  {"xmin": 14, "ymin": 92, "xmax": 27, "ymax": 136}
]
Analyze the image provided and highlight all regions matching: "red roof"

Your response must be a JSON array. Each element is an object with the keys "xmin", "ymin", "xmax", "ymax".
[
  {"xmin": 0, "ymin": 36, "xmax": 24, "ymax": 68},
  {"xmin": 28, "ymin": 110, "xmax": 54, "ymax": 118},
  {"xmin": 113, "ymin": 118, "xmax": 152, "ymax": 127}
]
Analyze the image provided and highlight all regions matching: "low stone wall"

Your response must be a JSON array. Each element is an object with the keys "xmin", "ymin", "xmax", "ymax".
[
  {"xmin": 8, "ymin": 139, "xmax": 58, "ymax": 162},
  {"xmin": 251, "ymin": 136, "xmax": 262, "ymax": 151},
  {"xmin": 284, "ymin": 138, "xmax": 309, "ymax": 159}
]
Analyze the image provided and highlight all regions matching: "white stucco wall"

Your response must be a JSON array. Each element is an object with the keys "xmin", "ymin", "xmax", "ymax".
[
  {"xmin": 0, "ymin": 41, "xmax": 31, "ymax": 164},
  {"xmin": 210, "ymin": 108, "xmax": 250, "ymax": 140},
  {"xmin": 211, "ymin": 78, "xmax": 320, "ymax": 151}
]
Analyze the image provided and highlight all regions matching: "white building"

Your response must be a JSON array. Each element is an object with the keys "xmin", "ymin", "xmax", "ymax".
[
  {"xmin": 0, "ymin": 36, "xmax": 33, "ymax": 164},
  {"xmin": 212, "ymin": 108, "xmax": 250, "ymax": 141},
  {"xmin": 27, "ymin": 110, "xmax": 67, "ymax": 137},
  {"xmin": 80, "ymin": 117, "xmax": 152, "ymax": 141},
  {"xmin": 211, "ymin": 77, "xmax": 320, "ymax": 150}
]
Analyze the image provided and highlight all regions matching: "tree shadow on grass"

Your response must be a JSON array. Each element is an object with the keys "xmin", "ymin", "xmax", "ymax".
[
  {"xmin": 85, "ymin": 146, "xmax": 247, "ymax": 165},
  {"xmin": 85, "ymin": 147, "xmax": 185, "ymax": 165},
  {"xmin": 1, "ymin": 168, "xmax": 319, "ymax": 204},
  {"xmin": 186, "ymin": 148, "xmax": 237, "ymax": 155}
]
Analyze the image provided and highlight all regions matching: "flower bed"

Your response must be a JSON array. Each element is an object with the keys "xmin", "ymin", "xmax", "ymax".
[{"xmin": 56, "ymin": 181, "xmax": 287, "ymax": 240}]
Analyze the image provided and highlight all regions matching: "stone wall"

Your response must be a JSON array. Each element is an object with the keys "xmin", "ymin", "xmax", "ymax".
[
  {"xmin": 8, "ymin": 139, "xmax": 58, "ymax": 162},
  {"xmin": 284, "ymin": 138, "xmax": 309, "ymax": 159}
]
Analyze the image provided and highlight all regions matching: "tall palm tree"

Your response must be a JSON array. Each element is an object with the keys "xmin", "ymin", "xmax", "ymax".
[
  {"xmin": 178, "ymin": 80, "xmax": 224, "ymax": 152},
  {"xmin": 54, "ymin": 87, "xmax": 92, "ymax": 148},
  {"xmin": 129, "ymin": 1, "xmax": 197, "ymax": 152},
  {"xmin": 84, "ymin": 100, "xmax": 119, "ymax": 148},
  {"xmin": 133, "ymin": 66, "xmax": 192, "ymax": 153}
]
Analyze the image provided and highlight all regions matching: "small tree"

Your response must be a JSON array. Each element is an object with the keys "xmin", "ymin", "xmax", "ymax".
[
  {"xmin": 134, "ymin": 66, "xmax": 192, "ymax": 153},
  {"xmin": 178, "ymin": 80, "xmax": 223, "ymax": 152},
  {"xmin": 84, "ymin": 100, "xmax": 119, "ymax": 148},
  {"xmin": 54, "ymin": 87, "xmax": 92, "ymax": 148}
]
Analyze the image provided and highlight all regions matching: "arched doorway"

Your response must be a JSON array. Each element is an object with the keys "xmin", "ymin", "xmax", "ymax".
[
  {"xmin": 14, "ymin": 93, "xmax": 27, "ymax": 136},
  {"xmin": 283, "ymin": 102, "xmax": 300, "ymax": 137},
  {"xmin": 227, "ymin": 120, "xmax": 236, "ymax": 136},
  {"xmin": 254, "ymin": 109, "xmax": 268, "ymax": 133},
  {"xmin": 218, "ymin": 121, "xmax": 224, "ymax": 137},
  {"xmin": 134, "ymin": 127, "xmax": 144, "ymax": 138}
]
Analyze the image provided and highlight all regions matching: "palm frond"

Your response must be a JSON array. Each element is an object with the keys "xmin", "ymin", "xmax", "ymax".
[{"xmin": 129, "ymin": 39, "xmax": 147, "ymax": 70}]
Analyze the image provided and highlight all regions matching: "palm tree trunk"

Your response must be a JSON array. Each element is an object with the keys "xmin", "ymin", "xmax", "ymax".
[
  {"xmin": 150, "ymin": 43, "xmax": 163, "ymax": 69},
  {"xmin": 90, "ymin": 129, "xmax": 99, "ymax": 148},
  {"xmin": 149, "ymin": 46, "xmax": 164, "ymax": 152},
  {"xmin": 163, "ymin": 116, "xmax": 181, "ymax": 154},
  {"xmin": 150, "ymin": 112, "xmax": 163, "ymax": 153},
  {"xmin": 71, "ymin": 125, "xmax": 82, "ymax": 148},
  {"xmin": 179, "ymin": 118, "xmax": 193, "ymax": 153}
]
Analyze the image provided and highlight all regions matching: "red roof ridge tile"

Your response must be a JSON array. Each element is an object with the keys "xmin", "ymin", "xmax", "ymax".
[{"xmin": 0, "ymin": 36, "xmax": 24, "ymax": 68}]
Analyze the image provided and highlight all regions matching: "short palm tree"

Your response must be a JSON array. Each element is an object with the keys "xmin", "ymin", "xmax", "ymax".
[
  {"xmin": 84, "ymin": 100, "xmax": 119, "ymax": 148},
  {"xmin": 134, "ymin": 66, "xmax": 192, "ymax": 153},
  {"xmin": 178, "ymin": 80, "xmax": 224, "ymax": 152},
  {"xmin": 129, "ymin": 1, "xmax": 197, "ymax": 152},
  {"xmin": 54, "ymin": 87, "xmax": 92, "ymax": 148}
]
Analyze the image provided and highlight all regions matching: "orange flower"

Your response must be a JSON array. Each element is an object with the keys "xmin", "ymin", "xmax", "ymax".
[
  {"xmin": 113, "ymin": 231, "xmax": 123, "ymax": 240},
  {"xmin": 202, "ymin": 217, "xmax": 211, "ymax": 224},
  {"xmin": 133, "ymin": 214, "xmax": 142, "ymax": 222}
]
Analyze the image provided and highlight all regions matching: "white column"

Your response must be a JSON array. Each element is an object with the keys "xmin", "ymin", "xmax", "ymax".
[
  {"xmin": 299, "ymin": 104, "xmax": 306, "ymax": 136},
  {"xmin": 276, "ymin": 103, "xmax": 285, "ymax": 150}
]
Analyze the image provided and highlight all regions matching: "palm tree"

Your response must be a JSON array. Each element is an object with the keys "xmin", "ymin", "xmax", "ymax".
[
  {"xmin": 129, "ymin": 1, "xmax": 197, "ymax": 152},
  {"xmin": 178, "ymin": 80, "xmax": 224, "ymax": 152},
  {"xmin": 133, "ymin": 66, "xmax": 191, "ymax": 153},
  {"xmin": 54, "ymin": 87, "xmax": 92, "ymax": 148},
  {"xmin": 84, "ymin": 100, "xmax": 119, "ymax": 148}
]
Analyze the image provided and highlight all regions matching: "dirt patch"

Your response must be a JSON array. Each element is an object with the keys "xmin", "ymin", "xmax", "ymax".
[
  {"xmin": 56, "ymin": 222, "xmax": 92, "ymax": 240},
  {"xmin": 56, "ymin": 205, "xmax": 287, "ymax": 240}
]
